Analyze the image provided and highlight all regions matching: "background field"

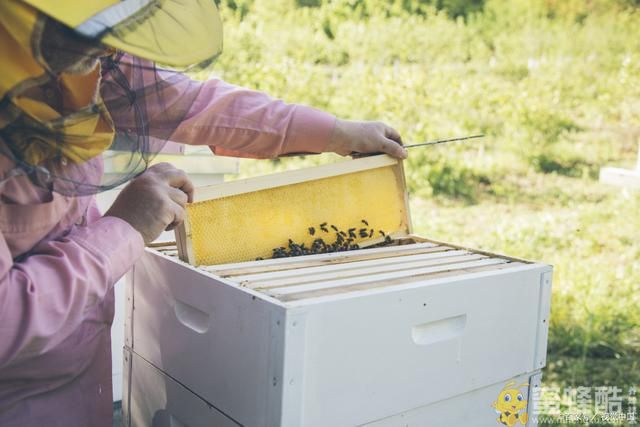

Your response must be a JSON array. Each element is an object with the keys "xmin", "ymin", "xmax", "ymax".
[{"xmin": 201, "ymin": 0, "xmax": 640, "ymax": 424}]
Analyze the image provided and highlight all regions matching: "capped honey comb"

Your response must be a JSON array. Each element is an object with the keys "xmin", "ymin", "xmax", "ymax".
[{"xmin": 176, "ymin": 155, "xmax": 411, "ymax": 266}]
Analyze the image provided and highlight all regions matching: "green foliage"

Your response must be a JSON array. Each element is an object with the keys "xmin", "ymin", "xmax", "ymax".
[
  {"xmin": 422, "ymin": 160, "xmax": 480, "ymax": 200},
  {"xmin": 221, "ymin": 0, "xmax": 638, "ymax": 21},
  {"xmin": 206, "ymin": 1, "xmax": 640, "ymax": 416}
]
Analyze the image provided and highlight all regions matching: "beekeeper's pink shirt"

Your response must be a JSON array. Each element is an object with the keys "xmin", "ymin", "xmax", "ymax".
[{"xmin": 0, "ymin": 61, "xmax": 335, "ymax": 426}]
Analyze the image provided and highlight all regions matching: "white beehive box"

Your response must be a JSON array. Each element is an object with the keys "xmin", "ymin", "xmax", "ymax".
[{"xmin": 122, "ymin": 237, "xmax": 552, "ymax": 427}]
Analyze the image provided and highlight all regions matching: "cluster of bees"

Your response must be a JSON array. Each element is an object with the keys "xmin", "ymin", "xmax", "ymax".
[{"xmin": 265, "ymin": 219, "xmax": 393, "ymax": 259}]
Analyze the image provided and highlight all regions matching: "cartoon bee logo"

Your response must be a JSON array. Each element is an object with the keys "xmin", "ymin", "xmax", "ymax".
[{"xmin": 491, "ymin": 381, "xmax": 529, "ymax": 426}]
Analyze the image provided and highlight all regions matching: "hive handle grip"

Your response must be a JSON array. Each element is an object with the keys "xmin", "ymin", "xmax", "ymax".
[
  {"xmin": 411, "ymin": 314, "xmax": 467, "ymax": 346},
  {"xmin": 173, "ymin": 300, "xmax": 211, "ymax": 334}
]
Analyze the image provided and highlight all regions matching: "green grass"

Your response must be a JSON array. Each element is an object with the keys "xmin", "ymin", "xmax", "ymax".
[{"xmin": 199, "ymin": 0, "xmax": 640, "ymax": 423}]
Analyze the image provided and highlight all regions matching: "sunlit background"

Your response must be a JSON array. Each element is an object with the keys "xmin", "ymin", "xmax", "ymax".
[{"xmin": 195, "ymin": 1, "xmax": 640, "ymax": 424}]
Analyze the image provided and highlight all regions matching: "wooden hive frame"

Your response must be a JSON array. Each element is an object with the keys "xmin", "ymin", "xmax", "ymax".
[{"xmin": 175, "ymin": 155, "xmax": 412, "ymax": 266}]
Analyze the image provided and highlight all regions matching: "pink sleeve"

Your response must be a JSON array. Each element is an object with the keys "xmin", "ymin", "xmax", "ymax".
[
  {"xmin": 0, "ymin": 216, "xmax": 144, "ymax": 367},
  {"xmin": 171, "ymin": 78, "xmax": 337, "ymax": 159},
  {"xmin": 102, "ymin": 54, "xmax": 336, "ymax": 159}
]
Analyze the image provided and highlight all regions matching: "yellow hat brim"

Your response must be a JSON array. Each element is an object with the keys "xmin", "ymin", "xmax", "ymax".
[{"xmin": 101, "ymin": 0, "xmax": 223, "ymax": 67}]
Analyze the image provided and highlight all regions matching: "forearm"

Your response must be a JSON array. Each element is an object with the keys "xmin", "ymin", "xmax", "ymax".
[
  {"xmin": 101, "ymin": 54, "xmax": 336, "ymax": 159},
  {"xmin": 170, "ymin": 78, "xmax": 337, "ymax": 158}
]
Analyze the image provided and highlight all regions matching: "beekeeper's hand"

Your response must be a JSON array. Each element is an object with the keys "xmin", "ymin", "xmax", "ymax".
[
  {"xmin": 105, "ymin": 163, "xmax": 194, "ymax": 244},
  {"xmin": 326, "ymin": 119, "xmax": 407, "ymax": 159}
]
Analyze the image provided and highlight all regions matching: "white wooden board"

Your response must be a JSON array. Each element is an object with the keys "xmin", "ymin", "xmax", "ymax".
[
  {"xmin": 127, "ymin": 245, "xmax": 552, "ymax": 427},
  {"xmin": 123, "ymin": 349, "xmax": 239, "ymax": 427}
]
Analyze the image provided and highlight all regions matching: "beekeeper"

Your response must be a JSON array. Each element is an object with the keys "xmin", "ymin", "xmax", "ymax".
[{"xmin": 0, "ymin": 0, "xmax": 407, "ymax": 425}]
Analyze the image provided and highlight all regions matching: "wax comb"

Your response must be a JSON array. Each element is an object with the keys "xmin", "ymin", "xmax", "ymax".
[{"xmin": 175, "ymin": 155, "xmax": 412, "ymax": 266}]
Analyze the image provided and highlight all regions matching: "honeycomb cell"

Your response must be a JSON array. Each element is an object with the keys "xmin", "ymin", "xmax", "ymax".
[{"xmin": 186, "ymin": 165, "xmax": 409, "ymax": 265}]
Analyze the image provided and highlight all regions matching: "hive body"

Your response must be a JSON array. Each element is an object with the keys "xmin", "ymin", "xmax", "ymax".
[
  {"xmin": 124, "ymin": 157, "xmax": 552, "ymax": 426},
  {"xmin": 123, "ymin": 239, "xmax": 552, "ymax": 427}
]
